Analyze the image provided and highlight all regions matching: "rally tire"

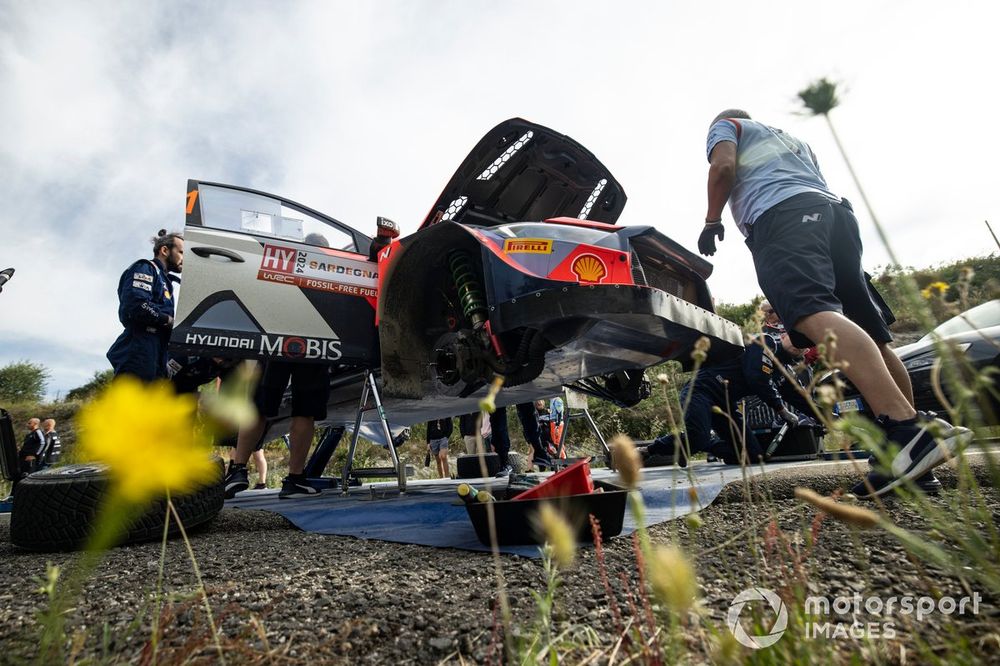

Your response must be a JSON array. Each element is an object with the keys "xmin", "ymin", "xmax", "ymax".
[{"xmin": 10, "ymin": 458, "xmax": 224, "ymax": 552}]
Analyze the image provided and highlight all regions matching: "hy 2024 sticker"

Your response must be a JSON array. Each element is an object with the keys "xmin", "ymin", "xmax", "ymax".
[
  {"xmin": 503, "ymin": 238, "xmax": 553, "ymax": 254},
  {"xmin": 257, "ymin": 244, "xmax": 378, "ymax": 298}
]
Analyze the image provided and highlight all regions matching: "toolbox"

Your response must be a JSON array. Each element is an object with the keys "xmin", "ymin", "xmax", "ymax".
[{"xmin": 464, "ymin": 478, "xmax": 628, "ymax": 546}]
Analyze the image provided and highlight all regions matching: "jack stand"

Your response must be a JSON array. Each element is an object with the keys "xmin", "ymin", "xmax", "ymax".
[{"xmin": 341, "ymin": 370, "xmax": 407, "ymax": 495}]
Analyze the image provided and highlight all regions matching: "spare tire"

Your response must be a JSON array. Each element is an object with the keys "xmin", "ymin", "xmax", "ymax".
[{"xmin": 10, "ymin": 457, "xmax": 224, "ymax": 552}]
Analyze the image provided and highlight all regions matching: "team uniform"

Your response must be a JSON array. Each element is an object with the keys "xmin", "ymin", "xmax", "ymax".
[
  {"xmin": 18, "ymin": 428, "xmax": 46, "ymax": 475},
  {"xmin": 648, "ymin": 335, "xmax": 808, "ymax": 464},
  {"xmin": 107, "ymin": 259, "xmax": 176, "ymax": 381},
  {"xmin": 706, "ymin": 118, "xmax": 894, "ymax": 349},
  {"xmin": 41, "ymin": 430, "xmax": 62, "ymax": 467}
]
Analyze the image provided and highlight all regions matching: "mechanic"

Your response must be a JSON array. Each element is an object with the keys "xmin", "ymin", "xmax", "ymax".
[
  {"xmin": 488, "ymin": 402, "xmax": 554, "ymax": 477},
  {"xmin": 642, "ymin": 334, "xmax": 810, "ymax": 466},
  {"xmin": 224, "ymin": 361, "xmax": 331, "ymax": 499},
  {"xmin": 106, "ymin": 229, "xmax": 183, "ymax": 381},
  {"xmin": 699, "ymin": 109, "xmax": 969, "ymax": 497},
  {"xmin": 40, "ymin": 418, "xmax": 61, "ymax": 468},
  {"xmin": 17, "ymin": 417, "xmax": 46, "ymax": 476}
]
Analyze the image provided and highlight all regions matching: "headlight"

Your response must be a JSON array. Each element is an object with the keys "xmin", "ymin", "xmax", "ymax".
[{"xmin": 903, "ymin": 342, "xmax": 972, "ymax": 371}]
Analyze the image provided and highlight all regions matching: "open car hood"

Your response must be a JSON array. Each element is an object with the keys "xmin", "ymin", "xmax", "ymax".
[{"xmin": 420, "ymin": 118, "xmax": 626, "ymax": 229}]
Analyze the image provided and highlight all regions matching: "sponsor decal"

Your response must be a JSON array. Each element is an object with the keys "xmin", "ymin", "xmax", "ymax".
[
  {"xmin": 258, "ymin": 244, "xmax": 378, "ymax": 298},
  {"xmin": 503, "ymin": 238, "xmax": 553, "ymax": 254},
  {"xmin": 570, "ymin": 254, "xmax": 607, "ymax": 283},
  {"xmin": 183, "ymin": 332, "xmax": 343, "ymax": 361},
  {"xmin": 260, "ymin": 334, "xmax": 342, "ymax": 360},
  {"xmin": 133, "ymin": 272, "xmax": 153, "ymax": 282},
  {"xmin": 132, "ymin": 280, "xmax": 152, "ymax": 292}
]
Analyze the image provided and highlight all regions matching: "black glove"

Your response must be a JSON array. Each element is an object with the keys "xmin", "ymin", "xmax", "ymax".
[
  {"xmin": 698, "ymin": 222, "xmax": 725, "ymax": 256},
  {"xmin": 778, "ymin": 408, "xmax": 798, "ymax": 427}
]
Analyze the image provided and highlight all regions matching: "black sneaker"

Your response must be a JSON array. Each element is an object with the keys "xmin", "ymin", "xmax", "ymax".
[
  {"xmin": 278, "ymin": 475, "xmax": 321, "ymax": 499},
  {"xmin": 252, "ymin": 482, "xmax": 267, "ymax": 490},
  {"xmin": 532, "ymin": 456, "xmax": 554, "ymax": 470},
  {"xmin": 495, "ymin": 464, "xmax": 513, "ymax": 478},
  {"xmin": 851, "ymin": 470, "xmax": 942, "ymax": 497},
  {"xmin": 224, "ymin": 463, "xmax": 249, "ymax": 499},
  {"xmin": 644, "ymin": 434, "xmax": 688, "ymax": 468},
  {"xmin": 918, "ymin": 410, "xmax": 972, "ymax": 441},
  {"xmin": 852, "ymin": 415, "xmax": 970, "ymax": 498}
]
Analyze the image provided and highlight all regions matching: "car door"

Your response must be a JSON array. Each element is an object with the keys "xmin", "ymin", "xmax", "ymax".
[{"xmin": 170, "ymin": 180, "xmax": 379, "ymax": 366}]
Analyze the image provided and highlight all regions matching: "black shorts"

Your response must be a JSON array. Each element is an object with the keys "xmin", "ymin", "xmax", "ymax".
[
  {"xmin": 746, "ymin": 193, "xmax": 894, "ymax": 349},
  {"xmin": 254, "ymin": 362, "xmax": 331, "ymax": 420}
]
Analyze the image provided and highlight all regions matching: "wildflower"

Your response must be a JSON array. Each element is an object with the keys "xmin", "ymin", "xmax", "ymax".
[
  {"xmin": 656, "ymin": 373, "xmax": 670, "ymax": 386},
  {"xmin": 816, "ymin": 385, "xmax": 837, "ymax": 407},
  {"xmin": 687, "ymin": 486, "xmax": 699, "ymax": 504},
  {"xmin": 647, "ymin": 545, "xmax": 698, "ymax": 613},
  {"xmin": 691, "ymin": 336, "xmax": 711, "ymax": 364},
  {"xmin": 794, "ymin": 487, "xmax": 880, "ymax": 528},
  {"xmin": 199, "ymin": 361, "xmax": 258, "ymax": 430},
  {"xmin": 478, "ymin": 375, "xmax": 505, "ymax": 413},
  {"xmin": 76, "ymin": 377, "xmax": 217, "ymax": 503},
  {"xmin": 611, "ymin": 435, "xmax": 641, "ymax": 489},
  {"xmin": 536, "ymin": 503, "xmax": 576, "ymax": 569},
  {"xmin": 921, "ymin": 281, "xmax": 949, "ymax": 299}
]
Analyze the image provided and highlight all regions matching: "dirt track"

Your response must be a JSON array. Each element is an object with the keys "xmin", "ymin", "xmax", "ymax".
[{"xmin": 1, "ymin": 457, "xmax": 998, "ymax": 664}]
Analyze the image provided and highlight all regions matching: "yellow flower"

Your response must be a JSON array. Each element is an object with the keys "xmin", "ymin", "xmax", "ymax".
[
  {"xmin": 647, "ymin": 545, "xmax": 698, "ymax": 613},
  {"xmin": 536, "ymin": 503, "xmax": 576, "ymax": 569},
  {"xmin": 921, "ymin": 281, "xmax": 949, "ymax": 299},
  {"xmin": 77, "ymin": 377, "xmax": 217, "ymax": 503},
  {"xmin": 478, "ymin": 375, "xmax": 505, "ymax": 414}
]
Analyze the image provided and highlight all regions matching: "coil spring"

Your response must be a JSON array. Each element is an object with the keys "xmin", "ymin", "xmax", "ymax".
[{"xmin": 448, "ymin": 251, "xmax": 487, "ymax": 324}]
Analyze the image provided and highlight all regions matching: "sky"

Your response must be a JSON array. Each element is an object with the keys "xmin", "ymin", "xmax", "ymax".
[{"xmin": 1, "ymin": 0, "xmax": 997, "ymax": 398}]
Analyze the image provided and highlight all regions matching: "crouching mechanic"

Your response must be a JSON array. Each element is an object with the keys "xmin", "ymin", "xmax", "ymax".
[
  {"xmin": 107, "ymin": 230, "xmax": 183, "ymax": 381},
  {"xmin": 224, "ymin": 361, "xmax": 330, "ymax": 499},
  {"xmin": 643, "ymin": 334, "xmax": 811, "ymax": 466}
]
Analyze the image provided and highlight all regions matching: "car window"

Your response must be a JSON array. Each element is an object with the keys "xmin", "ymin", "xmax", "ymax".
[
  {"xmin": 198, "ymin": 184, "xmax": 356, "ymax": 252},
  {"xmin": 922, "ymin": 299, "xmax": 1000, "ymax": 341}
]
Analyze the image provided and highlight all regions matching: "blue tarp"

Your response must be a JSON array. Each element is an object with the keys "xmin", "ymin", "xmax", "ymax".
[{"xmin": 224, "ymin": 463, "xmax": 760, "ymax": 556}]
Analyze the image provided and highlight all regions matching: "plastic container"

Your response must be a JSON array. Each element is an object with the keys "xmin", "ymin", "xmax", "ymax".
[
  {"xmin": 464, "ymin": 479, "xmax": 627, "ymax": 546},
  {"xmin": 511, "ymin": 457, "xmax": 593, "ymax": 501}
]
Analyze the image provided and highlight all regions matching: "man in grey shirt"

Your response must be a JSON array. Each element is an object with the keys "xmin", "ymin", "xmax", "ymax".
[{"xmin": 700, "ymin": 109, "xmax": 969, "ymax": 498}]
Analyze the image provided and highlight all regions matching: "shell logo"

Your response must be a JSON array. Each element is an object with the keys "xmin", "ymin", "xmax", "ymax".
[{"xmin": 571, "ymin": 254, "xmax": 607, "ymax": 283}]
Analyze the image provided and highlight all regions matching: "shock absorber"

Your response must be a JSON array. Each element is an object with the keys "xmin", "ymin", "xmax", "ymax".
[{"xmin": 448, "ymin": 251, "xmax": 488, "ymax": 327}]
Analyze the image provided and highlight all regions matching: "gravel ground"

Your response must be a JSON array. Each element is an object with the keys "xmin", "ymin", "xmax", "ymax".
[{"xmin": 1, "ymin": 457, "xmax": 999, "ymax": 664}]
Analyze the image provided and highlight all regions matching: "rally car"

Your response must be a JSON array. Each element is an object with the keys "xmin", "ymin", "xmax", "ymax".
[{"xmin": 170, "ymin": 118, "xmax": 743, "ymax": 427}]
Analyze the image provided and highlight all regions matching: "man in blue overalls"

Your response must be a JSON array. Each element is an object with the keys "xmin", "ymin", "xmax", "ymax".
[{"xmin": 107, "ymin": 230, "xmax": 183, "ymax": 381}]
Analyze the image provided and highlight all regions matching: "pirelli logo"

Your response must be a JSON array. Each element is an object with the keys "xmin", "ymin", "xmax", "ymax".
[{"xmin": 503, "ymin": 238, "xmax": 553, "ymax": 254}]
